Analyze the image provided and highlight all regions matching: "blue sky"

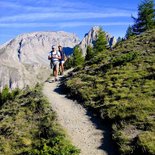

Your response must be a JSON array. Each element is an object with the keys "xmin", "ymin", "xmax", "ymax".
[{"xmin": 0, "ymin": 0, "xmax": 141, "ymax": 45}]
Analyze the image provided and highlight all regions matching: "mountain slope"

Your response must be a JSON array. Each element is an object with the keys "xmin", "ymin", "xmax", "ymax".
[
  {"xmin": 65, "ymin": 29, "xmax": 155, "ymax": 155},
  {"xmin": 0, "ymin": 85, "xmax": 79, "ymax": 154},
  {"xmin": 0, "ymin": 31, "xmax": 79, "ymax": 90}
]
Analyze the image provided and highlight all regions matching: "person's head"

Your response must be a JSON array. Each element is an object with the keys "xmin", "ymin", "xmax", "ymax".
[
  {"xmin": 58, "ymin": 45, "xmax": 62, "ymax": 51},
  {"xmin": 52, "ymin": 45, "xmax": 56, "ymax": 51}
]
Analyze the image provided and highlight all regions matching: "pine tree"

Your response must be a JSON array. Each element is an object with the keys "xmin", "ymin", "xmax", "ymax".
[
  {"xmin": 64, "ymin": 56, "xmax": 73, "ymax": 69},
  {"xmin": 125, "ymin": 25, "xmax": 134, "ymax": 39},
  {"xmin": 0, "ymin": 86, "xmax": 10, "ymax": 105},
  {"xmin": 73, "ymin": 46, "xmax": 84, "ymax": 66},
  {"xmin": 132, "ymin": 0, "xmax": 155, "ymax": 34},
  {"xmin": 117, "ymin": 37, "xmax": 123, "ymax": 43},
  {"xmin": 94, "ymin": 28, "xmax": 107, "ymax": 53},
  {"xmin": 85, "ymin": 45, "xmax": 94, "ymax": 61}
]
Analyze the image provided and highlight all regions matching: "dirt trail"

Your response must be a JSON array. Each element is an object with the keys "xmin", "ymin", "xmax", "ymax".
[{"xmin": 43, "ymin": 75, "xmax": 117, "ymax": 155}]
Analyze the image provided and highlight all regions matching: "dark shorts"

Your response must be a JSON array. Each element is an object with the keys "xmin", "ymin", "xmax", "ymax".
[{"xmin": 60, "ymin": 60, "xmax": 65, "ymax": 65}]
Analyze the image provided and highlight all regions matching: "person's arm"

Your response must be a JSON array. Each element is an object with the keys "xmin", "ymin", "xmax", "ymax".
[
  {"xmin": 48, "ymin": 52, "xmax": 51, "ymax": 60},
  {"xmin": 57, "ymin": 51, "xmax": 61, "ymax": 60}
]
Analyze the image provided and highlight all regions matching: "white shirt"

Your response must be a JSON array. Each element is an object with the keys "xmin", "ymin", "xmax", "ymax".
[{"xmin": 48, "ymin": 51, "xmax": 60, "ymax": 62}]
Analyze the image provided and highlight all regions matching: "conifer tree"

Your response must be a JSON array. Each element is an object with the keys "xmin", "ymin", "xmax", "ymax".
[
  {"xmin": 132, "ymin": 0, "xmax": 155, "ymax": 34},
  {"xmin": 73, "ymin": 46, "xmax": 84, "ymax": 66},
  {"xmin": 125, "ymin": 25, "xmax": 134, "ymax": 39},
  {"xmin": 0, "ymin": 86, "xmax": 10, "ymax": 105},
  {"xmin": 94, "ymin": 28, "xmax": 107, "ymax": 53},
  {"xmin": 85, "ymin": 45, "xmax": 94, "ymax": 61},
  {"xmin": 117, "ymin": 37, "xmax": 123, "ymax": 43},
  {"xmin": 64, "ymin": 56, "xmax": 73, "ymax": 69}
]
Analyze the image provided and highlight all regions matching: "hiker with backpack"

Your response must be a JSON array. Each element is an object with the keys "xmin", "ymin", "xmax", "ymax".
[
  {"xmin": 48, "ymin": 45, "xmax": 61, "ymax": 81},
  {"xmin": 58, "ymin": 45, "xmax": 66, "ymax": 75}
]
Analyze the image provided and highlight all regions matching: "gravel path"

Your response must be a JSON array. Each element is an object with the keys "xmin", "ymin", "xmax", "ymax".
[{"xmin": 43, "ymin": 75, "xmax": 117, "ymax": 155}]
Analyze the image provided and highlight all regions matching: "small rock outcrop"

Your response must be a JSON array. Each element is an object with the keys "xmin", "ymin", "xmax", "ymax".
[
  {"xmin": 79, "ymin": 26, "xmax": 117, "ymax": 56},
  {"xmin": 0, "ymin": 31, "xmax": 80, "ymax": 90}
]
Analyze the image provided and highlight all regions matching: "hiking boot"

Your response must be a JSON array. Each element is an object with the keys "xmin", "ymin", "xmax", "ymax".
[
  {"xmin": 49, "ymin": 79, "xmax": 56, "ymax": 83},
  {"xmin": 55, "ymin": 78, "xmax": 59, "ymax": 82},
  {"xmin": 48, "ymin": 79, "xmax": 52, "ymax": 83}
]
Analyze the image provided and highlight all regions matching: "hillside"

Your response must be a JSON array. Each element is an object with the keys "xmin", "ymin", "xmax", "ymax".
[
  {"xmin": 64, "ymin": 29, "xmax": 155, "ymax": 155},
  {"xmin": 0, "ymin": 85, "xmax": 79, "ymax": 155}
]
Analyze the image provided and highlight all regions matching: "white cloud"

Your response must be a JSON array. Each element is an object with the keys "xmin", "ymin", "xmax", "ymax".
[
  {"xmin": 0, "ymin": 0, "xmax": 96, "ymax": 12},
  {"xmin": 59, "ymin": 21, "xmax": 132, "ymax": 27},
  {"xmin": 0, "ymin": 0, "xmax": 136, "ymax": 44},
  {"xmin": 0, "ymin": 23, "xmax": 57, "ymax": 27},
  {"xmin": 0, "ymin": 11, "xmax": 132, "ymax": 22},
  {"xmin": 0, "ymin": 21, "xmax": 132, "ymax": 28},
  {"xmin": 0, "ymin": 0, "xmax": 133, "ymax": 27}
]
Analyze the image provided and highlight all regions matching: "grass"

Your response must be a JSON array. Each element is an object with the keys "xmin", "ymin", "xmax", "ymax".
[
  {"xmin": 64, "ymin": 29, "xmax": 155, "ymax": 155},
  {"xmin": 0, "ymin": 84, "xmax": 80, "ymax": 155}
]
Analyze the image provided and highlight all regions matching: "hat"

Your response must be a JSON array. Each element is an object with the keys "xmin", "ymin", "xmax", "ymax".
[{"xmin": 52, "ymin": 45, "xmax": 56, "ymax": 49}]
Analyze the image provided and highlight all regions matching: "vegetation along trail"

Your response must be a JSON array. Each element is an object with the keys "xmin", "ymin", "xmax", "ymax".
[{"xmin": 43, "ymin": 72, "xmax": 118, "ymax": 155}]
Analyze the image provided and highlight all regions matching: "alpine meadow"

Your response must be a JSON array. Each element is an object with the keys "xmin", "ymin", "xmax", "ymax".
[
  {"xmin": 64, "ymin": 0, "xmax": 155, "ymax": 154},
  {"xmin": 0, "ymin": 0, "xmax": 155, "ymax": 155}
]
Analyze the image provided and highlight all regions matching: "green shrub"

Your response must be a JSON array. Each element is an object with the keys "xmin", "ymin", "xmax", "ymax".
[
  {"xmin": 64, "ymin": 56, "xmax": 74, "ymax": 69},
  {"xmin": 0, "ymin": 85, "xmax": 80, "ymax": 155},
  {"xmin": 64, "ymin": 29, "xmax": 155, "ymax": 155},
  {"xmin": 136, "ymin": 131, "xmax": 155, "ymax": 155}
]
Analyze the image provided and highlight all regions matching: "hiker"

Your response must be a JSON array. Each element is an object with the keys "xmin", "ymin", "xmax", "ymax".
[
  {"xmin": 48, "ymin": 45, "xmax": 61, "ymax": 81},
  {"xmin": 58, "ymin": 45, "xmax": 66, "ymax": 75}
]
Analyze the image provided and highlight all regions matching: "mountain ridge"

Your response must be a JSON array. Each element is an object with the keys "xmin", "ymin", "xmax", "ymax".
[
  {"xmin": 0, "ymin": 27, "xmax": 116, "ymax": 90},
  {"xmin": 0, "ymin": 30, "xmax": 80, "ymax": 90},
  {"xmin": 79, "ymin": 26, "xmax": 117, "ymax": 56}
]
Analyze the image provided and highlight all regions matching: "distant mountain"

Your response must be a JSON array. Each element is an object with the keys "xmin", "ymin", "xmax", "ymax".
[
  {"xmin": 0, "ymin": 27, "xmax": 117, "ymax": 90},
  {"xmin": 0, "ymin": 31, "xmax": 80, "ymax": 90},
  {"xmin": 79, "ymin": 26, "xmax": 117, "ymax": 56}
]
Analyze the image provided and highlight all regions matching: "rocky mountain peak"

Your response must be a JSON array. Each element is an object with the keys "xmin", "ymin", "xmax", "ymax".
[
  {"xmin": 79, "ymin": 26, "xmax": 117, "ymax": 56},
  {"xmin": 0, "ymin": 31, "xmax": 80, "ymax": 90}
]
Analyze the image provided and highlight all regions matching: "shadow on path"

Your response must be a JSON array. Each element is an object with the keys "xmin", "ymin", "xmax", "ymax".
[
  {"xmin": 86, "ymin": 110, "xmax": 119, "ymax": 155},
  {"xmin": 53, "ymin": 76, "xmax": 119, "ymax": 155}
]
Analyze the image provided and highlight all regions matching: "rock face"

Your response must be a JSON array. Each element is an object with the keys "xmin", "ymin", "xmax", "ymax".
[
  {"xmin": 0, "ymin": 31, "xmax": 80, "ymax": 90},
  {"xmin": 79, "ymin": 26, "xmax": 117, "ymax": 56}
]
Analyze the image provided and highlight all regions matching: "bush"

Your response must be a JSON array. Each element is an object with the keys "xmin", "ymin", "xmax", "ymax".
[
  {"xmin": 0, "ymin": 85, "xmax": 80, "ymax": 155},
  {"xmin": 64, "ymin": 29, "xmax": 155, "ymax": 155}
]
